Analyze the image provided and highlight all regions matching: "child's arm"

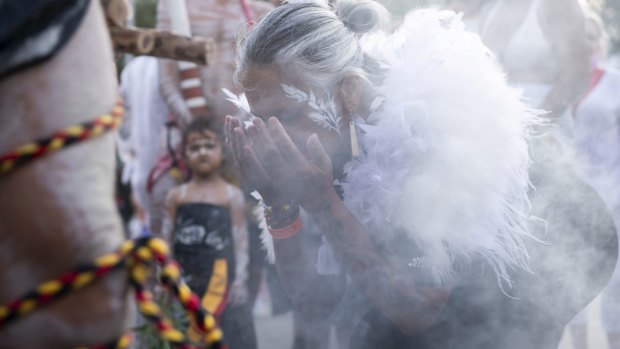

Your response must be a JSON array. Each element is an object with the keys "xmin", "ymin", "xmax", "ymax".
[
  {"xmin": 229, "ymin": 185, "xmax": 250, "ymax": 306},
  {"xmin": 161, "ymin": 187, "xmax": 180, "ymax": 246}
]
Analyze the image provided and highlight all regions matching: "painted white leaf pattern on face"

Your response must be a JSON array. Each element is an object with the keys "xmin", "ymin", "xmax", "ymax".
[{"xmin": 281, "ymin": 84, "xmax": 342, "ymax": 135}]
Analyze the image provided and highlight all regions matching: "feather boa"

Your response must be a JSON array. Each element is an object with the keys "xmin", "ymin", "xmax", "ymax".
[
  {"xmin": 257, "ymin": 9, "xmax": 538, "ymax": 287},
  {"xmin": 343, "ymin": 9, "xmax": 537, "ymax": 285}
]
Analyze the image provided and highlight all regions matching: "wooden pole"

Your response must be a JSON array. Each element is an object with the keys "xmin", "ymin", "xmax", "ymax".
[
  {"xmin": 110, "ymin": 26, "xmax": 154, "ymax": 54},
  {"xmin": 151, "ymin": 31, "xmax": 214, "ymax": 66},
  {"xmin": 109, "ymin": 26, "xmax": 214, "ymax": 66}
]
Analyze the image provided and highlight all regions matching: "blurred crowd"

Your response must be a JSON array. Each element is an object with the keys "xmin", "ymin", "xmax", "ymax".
[{"xmin": 114, "ymin": 0, "xmax": 620, "ymax": 348}]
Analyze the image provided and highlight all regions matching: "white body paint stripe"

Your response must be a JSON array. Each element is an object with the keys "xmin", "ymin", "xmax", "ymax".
[
  {"xmin": 177, "ymin": 61, "xmax": 197, "ymax": 71},
  {"xmin": 180, "ymin": 78, "xmax": 201, "ymax": 89},
  {"xmin": 186, "ymin": 97, "xmax": 207, "ymax": 108}
]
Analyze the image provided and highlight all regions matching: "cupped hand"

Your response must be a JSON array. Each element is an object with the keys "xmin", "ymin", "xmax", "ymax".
[
  {"xmin": 225, "ymin": 115, "xmax": 337, "ymax": 213},
  {"xmin": 225, "ymin": 115, "xmax": 273, "ymax": 198}
]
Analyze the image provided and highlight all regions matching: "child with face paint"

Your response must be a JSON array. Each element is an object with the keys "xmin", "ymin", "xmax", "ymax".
[{"xmin": 164, "ymin": 118, "xmax": 256, "ymax": 349}]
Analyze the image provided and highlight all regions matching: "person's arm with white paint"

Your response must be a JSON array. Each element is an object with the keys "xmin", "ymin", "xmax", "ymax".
[
  {"xmin": 228, "ymin": 185, "xmax": 250, "ymax": 306},
  {"xmin": 541, "ymin": 0, "xmax": 593, "ymax": 115}
]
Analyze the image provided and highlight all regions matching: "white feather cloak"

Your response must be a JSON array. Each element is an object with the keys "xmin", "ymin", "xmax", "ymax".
[{"xmin": 261, "ymin": 9, "xmax": 538, "ymax": 287}]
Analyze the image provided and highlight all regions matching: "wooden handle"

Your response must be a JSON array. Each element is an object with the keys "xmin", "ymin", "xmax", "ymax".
[
  {"xmin": 110, "ymin": 26, "xmax": 155, "ymax": 54},
  {"xmin": 109, "ymin": 26, "xmax": 215, "ymax": 66},
  {"xmin": 151, "ymin": 31, "xmax": 214, "ymax": 66}
]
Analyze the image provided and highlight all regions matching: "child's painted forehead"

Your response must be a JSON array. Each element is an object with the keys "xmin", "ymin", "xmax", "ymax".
[{"xmin": 186, "ymin": 130, "xmax": 220, "ymax": 143}]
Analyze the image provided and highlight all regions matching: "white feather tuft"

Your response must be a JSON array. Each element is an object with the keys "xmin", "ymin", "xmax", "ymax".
[
  {"xmin": 222, "ymin": 88, "xmax": 253, "ymax": 117},
  {"xmin": 250, "ymin": 191, "xmax": 275, "ymax": 263},
  {"xmin": 338, "ymin": 9, "xmax": 539, "ymax": 286}
]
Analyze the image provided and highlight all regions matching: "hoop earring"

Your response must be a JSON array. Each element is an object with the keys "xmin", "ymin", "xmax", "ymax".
[{"xmin": 349, "ymin": 112, "xmax": 360, "ymax": 158}]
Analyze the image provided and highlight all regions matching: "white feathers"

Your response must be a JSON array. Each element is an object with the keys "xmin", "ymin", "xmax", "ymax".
[
  {"xmin": 280, "ymin": 84, "xmax": 309, "ymax": 103},
  {"xmin": 281, "ymin": 84, "xmax": 342, "ymax": 135},
  {"xmin": 339, "ymin": 9, "xmax": 538, "ymax": 286},
  {"xmin": 222, "ymin": 88, "xmax": 252, "ymax": 116},
  {"xmin": 222, "ymin": 88, "xmax": 256, "ymax": 128},
  {"xmin": 251, "ymin": 191, "xmax": 275, "ymax": 262}
]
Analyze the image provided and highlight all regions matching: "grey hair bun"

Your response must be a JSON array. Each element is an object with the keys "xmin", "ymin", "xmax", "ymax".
[{"xmin": 336, "ymin": 0, "xmax": 389, "ymax": 34}]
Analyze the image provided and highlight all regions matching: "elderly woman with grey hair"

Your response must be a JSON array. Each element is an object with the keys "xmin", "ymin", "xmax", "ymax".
[{"xmin": 225, "ymin": 1, "xmax": 617, "ymax": 348}]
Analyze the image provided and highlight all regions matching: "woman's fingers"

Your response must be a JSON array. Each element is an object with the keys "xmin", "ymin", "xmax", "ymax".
[
  {"xmin": 240, "ymin": 142, "xmax": 275, "ymax": 199},
  {"xmin": 306, "ymin": 133, "xmax": 332, "ymax": 172},
  {"xmin": 252, "ymin": 118, "xmax": 277, "ymax": 156},
  {"xmin": 232, "ymin": 126, "xmax": 269, "ymax": 189},
  {"xmin": 225, "ymin": 116, "xmax": 240, "ymax": 167},
  {"xmin": 246, "ymin": 123, "xmax": 265, "ymax": 157},
  {"xmin": 226, "ymin": 117, "xmax": 242, "ymax": 154},
  {"xmin": 242, "ymin": 144, "xmax": 272, "ymax": 188},
  {"xmin": 225, "ymin": 115, "xmax": 240, "ymax": 144},
  {"xmin": 268, "ymin": 117, "xmax": 308, "ymax": 168},
  {"xmin": 226, "ymin": 116, "xmax": 280, "ymax": 200},
  {"xmin": 233, "ymin": 126, "xmax": 249, "ymax": 160},
  {"xmin": 233, "ymin": 126, "xmax": 251, "ymax": 174},
  {"xmin": 250, "ymin": 118, "xmax": 290, "ymax": 178}
]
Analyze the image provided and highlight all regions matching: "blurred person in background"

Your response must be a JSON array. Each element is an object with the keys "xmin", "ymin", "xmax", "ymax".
[
  {"xmin": 444, "ymin": 0, "xmax": 488, "ymax": 26},
  {"xmin": 568, "ymin": 5, "xmax": 620, "ymax": 349},
  {"xmin": 447, "ymin": 0, "xmax": 592, "ymax": 117},
  {"xmin": 447, "ymin": 2, "xmax": 619, "ymax": 348},
  {"xmin": 118, "ymin": 56, "xmax": 169, "ymax": 238}
]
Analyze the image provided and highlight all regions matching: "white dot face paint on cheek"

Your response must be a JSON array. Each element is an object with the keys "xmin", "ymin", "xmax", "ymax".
[
  {"xmin": 187, "ymin": 150, "xmax": 201, "ymax": 160},
  {"xmin": 186, "ymin": 139, "xmax": 219, "ymax": 160}
]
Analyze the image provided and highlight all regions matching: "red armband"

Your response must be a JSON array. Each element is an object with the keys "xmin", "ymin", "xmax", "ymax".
[{"xmin": 268, "ymin": 217, "xmax": 302, "ymax": 240}]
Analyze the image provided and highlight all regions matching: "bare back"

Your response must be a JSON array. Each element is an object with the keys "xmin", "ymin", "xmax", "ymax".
[{"xmin": 0, "ymin": 2, "xmax": 130, "ymax": 347}]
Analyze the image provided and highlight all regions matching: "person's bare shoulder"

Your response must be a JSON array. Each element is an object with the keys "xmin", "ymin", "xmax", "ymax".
[
  {"xmin": 165, "ymin": 185, "xmax": 182, "ymax": 207},
  {"xmin": 228, "ymin": 183, "xmax": 245, "ymax": 207}
]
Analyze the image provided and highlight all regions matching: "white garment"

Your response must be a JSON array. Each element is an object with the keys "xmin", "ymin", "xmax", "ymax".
[
  {"xmin": 572, "ymin": 68, "xmax": 620, "ymax": 205},
  {"xmin": 461, "ymin": 14, "xmax": 482, "ymax": 34},
  {"xmin": 117, "ymin": 57, "xmax": 171, "ymax": 216},
  {"xmin": 348, "ymin": 10, "xmax": 537, "ymax": 286},
  {"xmin": 475, "ymin": 0, "xmax": 558, "ymax": 108}
]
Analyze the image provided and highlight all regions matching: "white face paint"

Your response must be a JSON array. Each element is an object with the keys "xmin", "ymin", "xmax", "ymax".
[
  {"xmin": 240, "ymin": 65, "xmax": 346, "ymax": 162},
  {"xmin": 184, "ymin": 130, "xmax": 223, "ymax": 176},
  {"xmin": 281, "ymin": 84, "xmax": 343, "ymax": 136},
  {"xmin": 186, "ymin": 139, "xmax": 220, "ymax": 160}
]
